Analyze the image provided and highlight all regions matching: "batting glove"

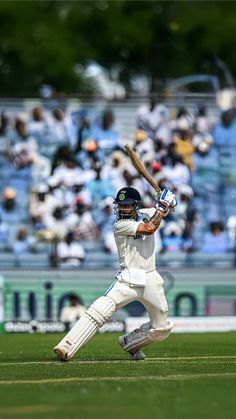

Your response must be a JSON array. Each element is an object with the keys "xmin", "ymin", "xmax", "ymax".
[{"xmin": 156, "ymin": 187, "xmax": 177, "ymax": 213}]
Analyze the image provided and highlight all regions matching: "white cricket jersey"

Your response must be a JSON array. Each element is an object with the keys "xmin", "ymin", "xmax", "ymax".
[{"xmin": 113, "ymin": 208, "xmax": 156, "ymax": 273}]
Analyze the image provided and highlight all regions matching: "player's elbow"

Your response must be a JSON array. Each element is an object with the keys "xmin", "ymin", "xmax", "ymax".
[
  {"xmin": 136, "ymin": 221, "xmax": 159, "ymax": 235},
  {"xmin": 143, "ymin": 223, "xmax": 157, "ymax": 235}
]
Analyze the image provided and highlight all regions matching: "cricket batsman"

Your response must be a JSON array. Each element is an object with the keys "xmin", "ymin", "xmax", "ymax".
[{"xmin": 54, "ymin": 186, "xmax": 176, "ymax": 361}]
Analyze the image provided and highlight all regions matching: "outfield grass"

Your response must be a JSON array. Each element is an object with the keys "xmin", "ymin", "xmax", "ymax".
[{"xmin": 0, "ymin": 332, "xmax": 236, "ymax": 419}]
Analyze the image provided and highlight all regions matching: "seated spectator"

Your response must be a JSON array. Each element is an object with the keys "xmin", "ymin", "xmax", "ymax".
[
  {"xmin": 172, "ymin": 125, "xmax": 194, "ymax": 170},
  {"xmin": 0, "ymin": 187, "xmax": 28, "ymax": 249},
  {"xmin": 10, "ymin": 118, "xmax": 51, "ymax": 184},
  {"xmin": 153, "ymin": 139, "xmax": 169, "ymax": 162},
  {"xmin": 67, "ymin": 179, "xmax": 93, "ymax": 212},
  {"xmin": 175, "ymin": 185, "xmax": 197, "ymax": 252},
  {"xmin": 27, "ymin": 107, "xmax": 49, "ymax": 144},
  {"xmin": 43, "ymin": 206, "xmax": 68, "ymax": 240},
  {"xmin": 122, "ymin": 169, "xmax": 145, "ymax": 197},
  {"xmin": 51, "ymin": 156, "xmax": 89, "ymax": 188},
  {"xmin": 0, "ymin": 187, "xmax": 26, "ymax": 224},
  {"xmin": 12, "ymin": 226, "xmax": 34, "ymax": 255},
  {"xmin": 192, "ymin": 140, "xmax": 220, "ymax": 191},
  {"xmin": 171, "ymin": 107, "xmax": 193, "ymax": 134},
  {"xmin": 74, "ymin": 197, "xmax": 99, "ymax": 241},
  {"xmin": 103, "ymin": 150, "xmax": 130, "ymax": 192},
  {"xmin": 133, "ymin": 129, "xmax": 155, "ymax": 165},
  {"xmin": 162, "ymin": 222, "xmax": 183, "ymax": 252},
  {"xmin": 0, "ymin": 114, "xmax": 12, "ymax": 197},
  {"xmin": 76, "ymin": 139, "xmax": 104, "ymax": 170},
  {"xmin": 74, "ymin": 114, "xmax": 92, "ymax": 153},
  {"xmin": 47, "ymin": 107, "xmax": 75, "ymax": 148},
  {"xmin": 57, "ymin": 231, "xmax": 85, "ymax": 267},
  {"xmin": 137, "ymin": 93, "xmax": 170, "ymax": 141},
  {"xmin": 48, "ymin": 157, "xmax": 95, "ymax": 212},
  {"xmin": 192, "ymin": 131, "xmax": 214, "ymax": 150},
  {"xmin": 86, "ymin": 161, "xmax": 114, "ymax": 210},
  {"xmin": 60, "ymin": 293, "xmax": 86, "ymax": 329},
  {"xmin": 194, "ymin": 105, "xmax": 212, "ymax": 135},
  {"xmin": 213, "ymin": 109, "xmax": 236, "ymax": 147},
  {"xmin": 161, "ymin": 153, "xmax": 191, "ymax": 186},
  {"xmin": 29, "ymin": 183, "xmax": 60, "ymax": 226},
  {"xmin": 202, "ymin": 221, "xmax": 230, "ymax": 253},
  {"xmin": 10, "ymin": 118, "xmax": 37, "ymax": 155},
  {"xmin": 51, "ymin": 144, "xmax": 74, "ymax": 174},
  {"xmin": 47, "ymin": 176, "xmax": 73, "ymax": 212},
  {"xmin": 213, "ymin": 111, "xmax": 236, "ymax": 188},
  {"xmin": 31, "ymin": 153, "xmax": 51, "ymax": 184},
  {"xmin": 175, "ymin": 185, "xmax": 195, "ymax": 222},
  {"xmin": 0, "ymin": 112, "xmax": 11, "ymax": 161},
  {"xmin": 91, "ymin": 109, "xmax": 120, "ymax": 156},
  {"xmin": 37, "ymin": 204, "xmax": 76, "ymax": 244}
]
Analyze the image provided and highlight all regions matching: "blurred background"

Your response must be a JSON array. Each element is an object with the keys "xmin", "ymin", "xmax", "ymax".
[{"xmin": 1, "ymin": 0, "xmax": 236, "ymax": 333}]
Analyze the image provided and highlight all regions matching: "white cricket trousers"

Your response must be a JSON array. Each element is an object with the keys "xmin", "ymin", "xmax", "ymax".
[{"xmin": 105, "ymin": 270, "xmax": 168, "ymax": 328}]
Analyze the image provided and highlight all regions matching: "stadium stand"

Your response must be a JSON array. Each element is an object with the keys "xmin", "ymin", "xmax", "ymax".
[{"xmin": 0, "ymin": 97, "xmax": 236, "ymax": 269}]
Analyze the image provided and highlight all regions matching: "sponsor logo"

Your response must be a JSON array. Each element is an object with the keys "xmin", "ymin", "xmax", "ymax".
[
  {"xmin": 134, "ymin": 234, "xmax": 143, "ymax": 240},
  {"xmin": 4, "ymin": 320, "xmax": 125, "ymax": 334},
  {"xmin": 99, "ymin": 321, "xmax": 125, "ymax": 333},
  {"xmin": 4, "ymin": 321, "xmax": 66, "ymax": 333}
]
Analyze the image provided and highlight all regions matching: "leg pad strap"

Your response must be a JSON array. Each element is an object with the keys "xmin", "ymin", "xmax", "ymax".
[{"xmin": 86, "ymin": 296, "xmax": 116, "ymax": 327}]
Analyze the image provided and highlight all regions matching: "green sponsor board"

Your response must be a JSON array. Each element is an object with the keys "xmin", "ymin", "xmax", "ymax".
[{"xmin": 1, "ymin": 269, "xmax": 236, "ymax": 329}]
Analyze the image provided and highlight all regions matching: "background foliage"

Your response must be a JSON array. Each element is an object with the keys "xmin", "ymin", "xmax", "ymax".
[{"xmin": 0, "ymin": 0, "xmax": 235, "ymax": 95}]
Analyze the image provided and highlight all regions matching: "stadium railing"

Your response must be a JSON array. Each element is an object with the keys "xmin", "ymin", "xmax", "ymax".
[{"xmin": 0, "ymin": 250, "xmax": 235, "ymax": 269}]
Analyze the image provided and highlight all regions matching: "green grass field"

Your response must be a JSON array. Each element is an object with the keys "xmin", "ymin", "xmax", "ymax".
[{"xmin": 0, "ymin": 332, "xmax": 236, "ymax": 419}]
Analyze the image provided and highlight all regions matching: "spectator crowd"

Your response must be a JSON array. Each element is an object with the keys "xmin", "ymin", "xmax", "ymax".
[{"xmin": 0, "ymin": 95, "xmax": 236, "ymax": 268}]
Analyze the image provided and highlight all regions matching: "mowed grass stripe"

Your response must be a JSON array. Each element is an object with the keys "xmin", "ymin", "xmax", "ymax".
[
  {"xmin": 1, "ymin": 372, "xmax": 236, "ymax": 385},
  {"xmin": 0, "ymin": 405, "xmax": 57, "ymax": 414},
  {"xmin": 1, "ymin": 355, "xmax": 236, "ymax": 366}
]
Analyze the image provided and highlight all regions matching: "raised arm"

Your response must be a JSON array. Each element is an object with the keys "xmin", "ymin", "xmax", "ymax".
[{"xmin": 136, "ymin": 188, "xmax": 177, "ymax": 235}]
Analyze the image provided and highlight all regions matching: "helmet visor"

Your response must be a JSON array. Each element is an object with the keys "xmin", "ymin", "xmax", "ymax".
[{"xmin": 114, "ymin": 202, "xmax": 140, "ymax": 220}]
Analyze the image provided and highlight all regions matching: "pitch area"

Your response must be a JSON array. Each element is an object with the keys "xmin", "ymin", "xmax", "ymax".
[{"xmin": 0, "ymin": 332, "xmax": 236, "ymax": 419}]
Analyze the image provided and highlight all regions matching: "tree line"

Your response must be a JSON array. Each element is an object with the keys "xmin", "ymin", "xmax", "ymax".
[{"xmin": 0, "ymin": 0, "xmax": 235, "ymax": 96}]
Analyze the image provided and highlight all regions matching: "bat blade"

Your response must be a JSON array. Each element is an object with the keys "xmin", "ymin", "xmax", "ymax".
[{"xmin": 124, "ymin": 144, "xmax": 161, "ymax": 193}]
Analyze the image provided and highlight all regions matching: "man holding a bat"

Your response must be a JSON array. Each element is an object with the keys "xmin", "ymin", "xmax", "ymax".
[{"xmin": 53, "ymin": 147, "xmax": 176, "ymax": 361}]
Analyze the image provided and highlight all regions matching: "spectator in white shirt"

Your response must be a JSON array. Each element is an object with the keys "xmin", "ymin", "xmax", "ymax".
[
  {"xmin": 52, "ymin": 156, "xmax": 84, "ymax": 188},
  {"xmin": 29, "ymin": 183, "xmax": 60, "ymax": 226},
  {"xmin": 60, "ymin": 293, "xmax": 86, "ymax": 329},
  {"xmin": 57, "ymin": 231, "xmax": 85, "ymax": 267},
  {"xmin": 161, "ymin": 154, "xmax": 191, "ymax": 187},
  {"xmin": 47, "ymin": 107, "xmax": 75, "ymax": 147},
  {"xmin": 137, "ymin": 93, "xmax": 170, "ymax": 140}
]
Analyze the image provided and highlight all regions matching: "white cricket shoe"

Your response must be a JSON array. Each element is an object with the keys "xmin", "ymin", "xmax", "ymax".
[{"xmin": 118, "ymin": 336, "xmax": 145, "ymax": 361}]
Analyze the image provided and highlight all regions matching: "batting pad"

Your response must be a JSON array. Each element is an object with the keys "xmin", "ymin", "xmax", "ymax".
[
  {"xmin": 54, "ymin": 296, "xmax": 116, "ymax": 360},
  {"xmin": 122, "ymin": 320, "xmax": 174, "ymax": 352}
]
